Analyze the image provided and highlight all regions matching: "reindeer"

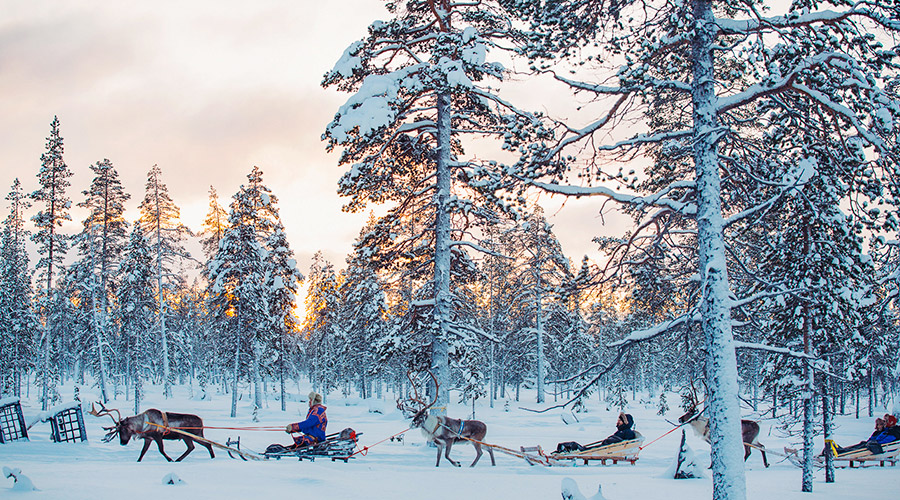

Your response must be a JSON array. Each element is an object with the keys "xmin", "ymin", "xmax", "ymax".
[
  {"xmin": 677, "ymin": 384, "xmax": 769, "ymax": 468},
  {"xmin": 89, "ymin": 402, "xmax": 215, "ymax": 462},
  {"xmin": 398, "ymin": 372, "xmax": 496, "ymax": 468}
]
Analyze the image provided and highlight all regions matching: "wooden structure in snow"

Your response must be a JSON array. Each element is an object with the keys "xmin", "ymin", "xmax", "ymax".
[
  {"xmin": 0, "ymin": 397, "xmax": 29, "ymax": 443},
  {"xmin": 44, "ymin": 402, "xmax": 87, "ymax": 443}
]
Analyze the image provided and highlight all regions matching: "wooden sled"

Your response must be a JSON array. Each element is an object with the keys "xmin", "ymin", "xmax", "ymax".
[
  {"xmin": 785, "ymin": 440, "xmax": 900, "ymax": 469},
  {"xmin": 522, "ymin": 432, "xmax": 644, "ymax": 466}
]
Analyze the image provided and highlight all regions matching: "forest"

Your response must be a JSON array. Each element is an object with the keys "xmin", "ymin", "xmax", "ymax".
[{"xmin": 1, "ymin": 1, "xmax": 899, "ymax": 499}]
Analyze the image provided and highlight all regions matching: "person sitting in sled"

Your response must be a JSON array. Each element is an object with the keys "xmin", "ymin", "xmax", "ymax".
[
  {"xmin": 285, "ymin": 391, "xmax": 328, "ymax": 448},
  {"xmin": 600, "ymin": 412, "xmax": 636, "ymax": 446},
  {"xmin": 555, "ymin": 412, "xmax": 636, "ymax": 454},
  {"xmin": 830, "ymin": 415, "xmax": 898, "ymax": 456}
]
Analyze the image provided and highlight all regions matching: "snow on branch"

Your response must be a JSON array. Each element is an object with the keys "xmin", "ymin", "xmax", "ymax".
[
  {"xmin": 448, "ymin": 239, "xmax": 512, "ymax": 258},
  {"xmin": 528, "ymin": 179, "xmax": 697, "ymax": 216},
  {"xmin": 716, "ymin": 3, "xmax": 900, "ymax": 34},
  {"xmin": 733, "ymin": 341, "xmax": 816, "ymax": 360}
]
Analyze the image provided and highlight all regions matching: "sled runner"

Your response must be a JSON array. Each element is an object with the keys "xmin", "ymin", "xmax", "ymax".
[
  {"xmin": 521, "ymin": 433, "xmax": 644, "ymax": 466},
  {"xmin": 257, "ymin": 428, "xmax": 361, "ymax": 462},
  {"xmin": 785, "ymin": 440, "xmax": 900, "ymax": 468}
]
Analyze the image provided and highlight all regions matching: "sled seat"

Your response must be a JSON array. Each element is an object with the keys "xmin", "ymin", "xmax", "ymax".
[
  {"xmin": 550, "ymin": 432, "xmax": 644, "ymax": 466},
  {"xmin": 827, "ymin": 441, "xmax": 900, "ymax": 468}
]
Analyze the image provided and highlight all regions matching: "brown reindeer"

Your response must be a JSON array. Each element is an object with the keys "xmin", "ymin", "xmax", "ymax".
[
  {"xmin": 89, "ymin": 402, "xmax": 215, "ymax": 462},
  {"xmin": 398, "ymin": 372, "xmax": 496, "ymax": 468},
  {"xmin": 677, "ymin": 384, "xmax": 769, "ymax": 468}
]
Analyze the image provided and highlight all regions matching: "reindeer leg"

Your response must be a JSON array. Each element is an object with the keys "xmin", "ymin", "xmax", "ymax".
[
  {"xmin": 756, "ymin": 442, "xmax": 769, "ymax": 468},
  {"xmin": 744, "ymin": 444, "xmax": 751, "ymax": 461},
  {"xmin": 434, "ymin": 441, "xmax": 443, "ymax": 467},
  {"xmin": 471, "ymin": 442, "xmax": 483, "ymax": 467},
  {"xmin": 137, "ymin": 438, "xmax": 152, "ymax": 462},
  {"xmin": 445, "ymin": 441, "xmax": 460, "ymax": 467},
  {"xmin": 155, "ymin": 437, "xmax": 174, "ymax": 462},
  {"xmin": 488, "ymin": 446, "xmax": 496, "ymax": 466},
  {"xmin": 202, "ymin": 440, "xmax": 215, "ymax": 459},
  {"xmin": 175, "ymin": 438, "xmax": 195, "ymax": 462}
]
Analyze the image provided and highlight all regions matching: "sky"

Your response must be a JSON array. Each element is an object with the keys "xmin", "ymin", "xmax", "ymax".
[{"xmin": 0, "ymin": 0, "xmax": 621, "ymax": 272}]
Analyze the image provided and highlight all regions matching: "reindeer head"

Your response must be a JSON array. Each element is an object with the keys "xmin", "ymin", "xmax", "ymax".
[
  {"xmin": 397, "ymin": 370, "xmax": 438, "ymax": 429},
  {"xmin": 89, "ymin": 402, "xmax": 130, "ymax": 445}
]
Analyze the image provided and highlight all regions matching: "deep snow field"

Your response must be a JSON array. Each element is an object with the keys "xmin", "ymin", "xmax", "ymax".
[{"xmin": 1, "ymin": 382, "xmax": 896, "ymax": 499}]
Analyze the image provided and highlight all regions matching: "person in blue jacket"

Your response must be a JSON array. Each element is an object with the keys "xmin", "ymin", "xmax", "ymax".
[{"xmin": 285, "ymin": 391, "xmax": 328, "ymax": 448}]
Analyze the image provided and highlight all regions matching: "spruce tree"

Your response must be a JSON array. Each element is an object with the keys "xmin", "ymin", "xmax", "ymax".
[
  {"xmin": 137, "ymin": 164, "xmax": 190, "ymax": 398},
  {"xmin": 117, "ymin": 225, "xmax": 156, "ymax": 413},
  {"xmin": 30, "ymin": 116, "xmax": 73, "ymax": 410}
]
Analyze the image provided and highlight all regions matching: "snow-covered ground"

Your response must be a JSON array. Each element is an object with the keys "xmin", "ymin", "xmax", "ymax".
[{"xmin": 1, "ymin": 383, "xmax": 896, "ymax": 499}]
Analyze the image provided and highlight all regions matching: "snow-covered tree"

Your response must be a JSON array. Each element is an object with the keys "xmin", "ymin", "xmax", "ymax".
[
  {"xmin": 117, "ymin": 225, "xmax": 156, "ymax": 413},
  {"xmin": 0, "ymin": 179, "xmax": 37, "ymax": 397},
  {"xmin": 30, "ymin": 116, "xmax": 73, "ymax": 411},
  {"xmin": 137, "ymin": 164, "xmax": 190, "ymax": 398},
  {"xmin": 207, "ymin": 177, "xmax": 271, "ymax": 416},
  {"xmin": 70, "ymin": 158, "xmax": 131, "ymax": 402},
  {"xmin": 498, "ymin": 0, "xmax": 900, "ymax": 496},
  {"xmin": 323, "ymin": 0, "xmax": 544, "ymax": 411},
  {"xmin": 199, "ymin": 186, "xmax": 229, "ymax": 261},
  {"xmin": 301, "ymin": 252, "xmax": 342, "ymax": 397},
  {"xmin": 265, "ymin": 224, "xmax": 304, "ymax": 411}
]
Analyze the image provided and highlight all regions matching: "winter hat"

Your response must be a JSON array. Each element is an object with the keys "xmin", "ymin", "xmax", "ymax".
[
  {"xmin": 885, "ymin": 414, "xmax": 898, "ymax": 427},
  {"xmin": 308, "ymin": 391, "xmax": 323, "ymax": 405}
]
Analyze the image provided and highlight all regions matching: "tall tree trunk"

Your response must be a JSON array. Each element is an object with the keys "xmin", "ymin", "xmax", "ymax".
[
  {"xmin": 536, "ymin": 287, "xmax": 545, "ymax": 404},
  {"xmin": 823, "ymin": 375, "xmax": 834, "ymax": 483},
  {"xmin": 431, "ymin": 88, "xmax": 452, "ymax": 415},
  {"xmin": 801, "ymin": 223, "xmax": 814, "ymax": 493},
  {"xmin": 252, "ymin": 340, "xmax": 264, "ymax": 409},
  {"xmin": 690, "ymin": 1, "xmax": 746, "ymax": 498}
]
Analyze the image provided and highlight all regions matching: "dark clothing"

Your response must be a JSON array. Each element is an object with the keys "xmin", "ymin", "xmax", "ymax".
[
  {"xmin": 555, "ymin": 441, "xmax": 585, "ymax": 454},
  {"xmin": 289, "ymin": 404, "xmax": 327, "ymax": 446},
  {"xmin": 600, "ymin": 413, "xmax": 636, "ymax": 446},
  {"xmin": 883, "ymin": 425, "xmax": 900, "ymax": 441}
]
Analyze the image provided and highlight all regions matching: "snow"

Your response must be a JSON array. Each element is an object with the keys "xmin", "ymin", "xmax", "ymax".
[
  {"xmin": 331, "ymin": 41, "xmax": 364, "ymax": 78},
  {"xmin": 329, "ymin": 70, "xmax": 414, "ymax": 143},
  {"xmin": 0, "ymin": 396, "xmax": 21, "ymax": 407},
  {"xmin": 1, "ymin": 382, "xmax": 897, "ymax": 500},
  {"xmin": 28, "ymin": 400, "xmax": 83, "ymax": 427}
]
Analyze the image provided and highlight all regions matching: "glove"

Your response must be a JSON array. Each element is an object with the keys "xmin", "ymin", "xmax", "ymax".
[{"xmin": 285, "ymin": 424, "xmax": 293, "ymax": 433}]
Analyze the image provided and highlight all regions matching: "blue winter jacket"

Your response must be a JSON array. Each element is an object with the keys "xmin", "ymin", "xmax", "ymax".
[
  {"xmin": 290, "ymin": 404, "xmax": 328, "ymax": 443},
  {"xmin": 871, "ymin": 429, "xmax": 898, "ymax": 445}
]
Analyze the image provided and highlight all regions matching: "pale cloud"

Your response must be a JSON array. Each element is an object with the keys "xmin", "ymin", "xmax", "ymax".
[{"xmin": 0, "ymin": 0, "xmax": 615, "ymax": 274}]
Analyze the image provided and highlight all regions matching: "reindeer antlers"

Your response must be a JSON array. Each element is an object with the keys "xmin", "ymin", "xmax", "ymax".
[
  {"xmin": 88, "ymin": 401, "xmax": 122, "ymax": 424},
  {"xmin": 396, "ymin": 370, "xmax": 440, "ymax": 414}
]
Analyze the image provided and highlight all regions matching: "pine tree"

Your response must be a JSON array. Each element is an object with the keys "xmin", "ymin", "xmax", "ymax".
[
  {"xmin": 323, "ymin": 0, "xmax": 542, "ymax": 411},
  {"xmin": 199, "ymin": 186, "xmax": 229, "ymax": 261},
  {"xmin": 0, "ymin": 179, "xmax": 37, "ymax": 397},
  {"xmin": 265, "ymin": 224, "xmax": 304, "ymax": 410},
  {"xmin": 301, "ymin": 252, "xmax": 342, "ymax": 397},
  {"xmin": 117, "ymin": 225, "xmax": 156, "ymax": 413},
  {"xmin": 72, "ymin": 158, "xmax": 131, "ymax": 403},
  {"xmin": 30, "ymin": 116, "xmax": 73, "ymax": 411},
  {"xmin": 137, "ymin": 164, "xmax": 190, "ymax": 398},
  {"xmin": 207, "ymin": 182, "xmax": 270, "ymax": 416}
]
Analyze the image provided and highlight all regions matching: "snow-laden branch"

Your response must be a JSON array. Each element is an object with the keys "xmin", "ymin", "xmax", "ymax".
[
  {"xmin": 553, "ymin": 72, "xmax": 691, "ymax": 95},
  {"xmin": 716, "ymin": 3, "xmax": 900, "ymax": 34},
  {"xmin": 448, "ymin": 239, "xmax": 512, "ymax": 258},
  {"xmin": 792, "ymin": 84, "xmax": 887, "ymax": 152},
  {"xmin": 734, "ymin": 341, "xmax": 816, "ymax": 360},
  {"xmin": 717, "ymin": 52, "xmax": 843, "ymax": 113},
  {"xmin": 528, "ymin": 179, "xmax": 697, "ymax": 216}
]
